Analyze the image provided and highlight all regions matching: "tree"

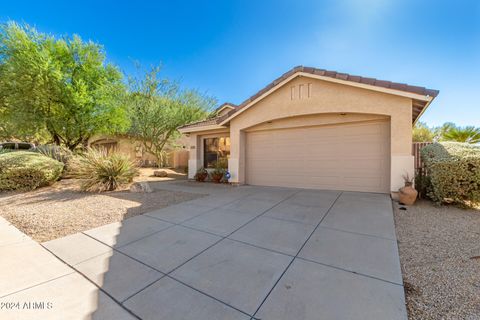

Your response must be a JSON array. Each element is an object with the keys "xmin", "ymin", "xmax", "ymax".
[
  {"xmin": 440, "ymin": 123, "xmax": 480, "ymax": 144},
  {"xmin": 434, "ymin": 122, "xmax": 455, "ymax": 141},
  {"xmin": 128, "ymin": 66, "xmax": 215, "ymax": 166},
  {"xmin": 0, "ymin": 22, "xmax": 128, "ymax": 149},
  {"xmin": 412, "ymin": 121, "xmax": 435, "ymax": 142}
]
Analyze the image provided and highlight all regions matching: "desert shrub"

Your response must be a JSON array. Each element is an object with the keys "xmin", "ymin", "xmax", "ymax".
[
  {"xmin": 0, "ymin": 151, "xmax": 64, "ymax": 191},
  {"xmin": 69, "ymin": 149, "xmax": 139, "ymax": 191},
  {"xmin": 35, "ymin": 144, "xmax": 73, "ymax": 167},
  {"xmin": 414, "ymin": 168, "xmax": 431, "ymax": 199},
  {"xmin": 421, "ymin": 142, "xmax": 480, "ymax": 204}
]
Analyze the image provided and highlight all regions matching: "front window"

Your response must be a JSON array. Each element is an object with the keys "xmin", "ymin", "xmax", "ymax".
[{"xmin": 204, "ymin": 137, "xmax": 230, "ymax": 168}]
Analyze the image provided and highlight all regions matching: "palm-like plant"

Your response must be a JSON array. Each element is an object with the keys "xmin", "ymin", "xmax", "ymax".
[{"xmin": 441, "ymin": 125, "xmax": 480, "ymax": 144}]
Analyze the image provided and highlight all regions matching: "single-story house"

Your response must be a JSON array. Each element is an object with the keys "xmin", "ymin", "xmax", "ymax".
[
  {"xmin": 179, "ymin": 66, "xmax": 439, "ymax": 193},
  {"xmin": 89, "ymin": 135, "xmax": 189, "ymax": 168}
]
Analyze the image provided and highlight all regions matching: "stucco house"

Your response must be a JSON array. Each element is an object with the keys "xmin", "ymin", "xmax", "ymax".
[{"xmin": 179, "ymin": 66, "xmax": 438, "ymax": 193}]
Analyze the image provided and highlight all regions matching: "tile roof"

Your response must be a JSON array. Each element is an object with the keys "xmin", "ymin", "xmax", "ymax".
[
  {"xmin": 178, "ymin": 114, "xmax": 229, "ymax": 129},
  {"xmin": 215, "ymin": 102, "xmax": 237, "ymax": 111},
  {"xmin": 180, "ymin": 66, "xmax": 439, "ymax": 130}
]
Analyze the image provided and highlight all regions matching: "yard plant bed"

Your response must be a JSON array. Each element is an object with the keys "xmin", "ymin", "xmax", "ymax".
[
  {"xmin": 394, "ymin": 200, "xmax": 480, "ymax": 319},
  {"xmin": 0, "ymin": 179, "xmax": 202, "ymax": 242}
]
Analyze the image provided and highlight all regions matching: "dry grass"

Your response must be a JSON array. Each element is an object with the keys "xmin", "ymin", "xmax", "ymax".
[
  {"xmin": 394, "ymin": 199, "xmax": 480, "ymax": 319},
  {"xmin": 0, "ymin": 168, "xmax": 200, "ymax": 242}
]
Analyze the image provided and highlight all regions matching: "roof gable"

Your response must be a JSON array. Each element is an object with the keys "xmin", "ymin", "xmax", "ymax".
[
  {"xmin": 179, "ymin": 66, "xmax": 439, "ymax": 132},
  {"xmin": 220, "ymin": 66, "xmax": 438, "ymax": 125},
  {"xmin": 215, "ymin": 103, "xmax": 237, "ymax": 116}
]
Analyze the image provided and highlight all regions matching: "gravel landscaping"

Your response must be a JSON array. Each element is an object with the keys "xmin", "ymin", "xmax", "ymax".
[
  {"xmin": 0, "ymin": 173, "xmax": 202, "ymax": 242},
  {"xmin": 394, "ymin": 199, "xmax": 480, "ymax": 320}
]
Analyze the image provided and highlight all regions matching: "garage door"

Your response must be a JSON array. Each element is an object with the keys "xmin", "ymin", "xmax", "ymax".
[{"xmin": 245, "ymin": 120, "xmax": 390, "ymax": 193}]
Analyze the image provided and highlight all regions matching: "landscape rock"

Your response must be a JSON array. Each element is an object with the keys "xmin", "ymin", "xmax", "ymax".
[
  {"xmin": 153, "ymin": 170, "xmax": 168, "ymax": 177},
  {"xmin": 130, "ymin": 182, "xmax": 153, "ymax": 193}
]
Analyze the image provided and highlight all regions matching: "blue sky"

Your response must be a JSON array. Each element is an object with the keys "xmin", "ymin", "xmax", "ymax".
[{"xmin": 2, "ymin": 0, "xmax": 479, "ymax": 126}]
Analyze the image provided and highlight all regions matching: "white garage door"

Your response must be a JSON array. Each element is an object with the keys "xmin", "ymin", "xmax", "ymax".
[{"xmin": 245, "ymin": 120, "xmax": 390, "ymax": 193}]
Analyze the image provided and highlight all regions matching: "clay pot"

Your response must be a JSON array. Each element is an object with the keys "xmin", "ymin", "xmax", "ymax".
[
  {"xmin": 195, "ymin": 172, "xmax": 208, "ymax": 182},
  {"xmin": 211, "ymin": 173, "xmax": 223, "ymax": 183},
  {"xmin": 398, "ymin": 185, "xmax": 418, "ymax": 205}
]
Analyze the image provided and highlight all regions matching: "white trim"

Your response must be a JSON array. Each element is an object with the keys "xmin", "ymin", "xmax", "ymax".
[{"xmin": 219, "ymin": 71, "xmax": 434, "ymax": 126}]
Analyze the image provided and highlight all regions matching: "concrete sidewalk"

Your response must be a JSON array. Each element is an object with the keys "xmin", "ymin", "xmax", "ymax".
[{"xmin": 0, "ymin": 216, "xmax": 135, "ymax": 320}]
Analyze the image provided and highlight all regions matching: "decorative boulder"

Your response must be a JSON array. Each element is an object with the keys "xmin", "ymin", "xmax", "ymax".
[
  {"xmin": 130, "ymin": 182, "xmax": 153, "ymax": 193},
  {"xmin": 153, "ymin": 170, "xmax": 168, "ymax": 177}
]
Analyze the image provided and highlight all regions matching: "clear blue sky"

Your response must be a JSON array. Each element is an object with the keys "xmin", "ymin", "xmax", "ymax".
[{"xmin": 2, "ymin": 0, "xmax": 479, "ymax": 126}]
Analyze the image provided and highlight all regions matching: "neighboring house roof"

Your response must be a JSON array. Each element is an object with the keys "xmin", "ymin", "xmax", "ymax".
[
  {"xmin": 178, "ymin": 114, "xmax": 230, "ymax": 130},
  {"xmin": 178, "ymin": 103, "xmax": 237, "ymax": 131},
  {"xmin": 179, "ymin": 66, "xmax": 439, "ymax": 132},
  {"xmin": 215, "ymin": 102, "xmax": 237, "ymax": 113}
]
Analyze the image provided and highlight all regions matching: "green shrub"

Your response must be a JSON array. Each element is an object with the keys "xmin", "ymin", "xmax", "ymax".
[
  {"xmin": 0, "ymin": 151, "xmax": 64, "ymax": 191},
  {"xmin": 421, "ymin": 142, "xmax": 480, "ymax": 204},
  {"xmin": 414, "ymin": 168, "xmax": 431, "ymax": 199},
  {"xmin": 69, "ymin": 149, "xmax": 139, "ymax": 192}
]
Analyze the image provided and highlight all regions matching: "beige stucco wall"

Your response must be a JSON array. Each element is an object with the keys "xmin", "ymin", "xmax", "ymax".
[
  {"xmin": 227, "ymin": 76, "xmax": 414, "ymax": 191},
  {"xmin": 90, "ymin": 135, "xmax": 189, "ymax": 168}
]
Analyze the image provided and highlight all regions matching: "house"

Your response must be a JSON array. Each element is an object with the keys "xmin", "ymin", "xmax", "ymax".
[
  {"xmin": 89, "ymin": 135, "xmax": 189, "ymax": 168},
  {"xmin": 179, "ymin": 66, "xmax": 439, "ymax": 193}
]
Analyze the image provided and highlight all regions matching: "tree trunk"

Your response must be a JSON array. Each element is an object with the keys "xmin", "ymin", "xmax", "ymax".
[{"xmin": 52, "ymin": 133, "xmax": 61, "ymax": 145}]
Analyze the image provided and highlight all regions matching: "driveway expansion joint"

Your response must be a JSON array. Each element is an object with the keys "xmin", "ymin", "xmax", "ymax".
[
  {"xmin": 250, "ymin": 191, "xmax": 343, "ymax": 318},
  {"xmin": 40, "ymin": 241, "xmax": 142, "ymax": 320},
  {"xmin": 295, "ymin": 256, "xmax": 404, "ymax": 286},
  {"xmin": 316, "ymin": 224, "xmax": 397, "ymax": 242}
]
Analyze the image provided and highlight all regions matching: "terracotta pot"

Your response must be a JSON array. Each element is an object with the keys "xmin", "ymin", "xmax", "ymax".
[
  {"xmin": 211, "ymin": 173, "xmax": 223, "ymax": 183},
  {"xmin": 195, "ymin": 173, "xmax": 208, "ymax": 182},
  {"xmin": 398, "ymin": 185, "xmax": 418, "ymax": 205}
]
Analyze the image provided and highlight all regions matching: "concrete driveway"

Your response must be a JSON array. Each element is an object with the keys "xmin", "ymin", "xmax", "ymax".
[{"xmin": 3, "ymin": 183, "xmax": 407, "ymax": 319}]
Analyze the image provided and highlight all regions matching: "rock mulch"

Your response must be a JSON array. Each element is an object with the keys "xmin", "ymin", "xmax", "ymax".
[
  {"xmin": 394, "ymin": 199, "xmax": 480, "ymax": 320},
  {"xmin": 0, "ymin": 179, "xmax": 201, "ymax": 242}
]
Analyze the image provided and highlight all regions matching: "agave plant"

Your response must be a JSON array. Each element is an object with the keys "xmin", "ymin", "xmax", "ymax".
[
  {"xmin": 69, "ymin": 148, "xmax": 139, "ymax": 191},
  {"xmin": 441, "ymin": 125, "xmax": 480, "ymax": 144},
  {"xmin": 35, "ymin": 144, "xmax": 73, "ymax": 166}
]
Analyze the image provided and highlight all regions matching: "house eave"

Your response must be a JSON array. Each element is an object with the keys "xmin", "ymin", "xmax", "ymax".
[{"xmin": 178, "ymin": 124, "xmax": 228, "ymax": 134}]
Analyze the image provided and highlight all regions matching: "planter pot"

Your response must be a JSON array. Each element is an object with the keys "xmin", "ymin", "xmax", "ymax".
[
  {"xmin": 398, "ymin": 185, "xmax": 418, "ymax": 205},
  {"xmin": 211, "ymin": 173, "xmax": 223, "ymax": 183},
  {"xmin": 195, "ymin": 173, "xmax": 208, "ymax": 182}
]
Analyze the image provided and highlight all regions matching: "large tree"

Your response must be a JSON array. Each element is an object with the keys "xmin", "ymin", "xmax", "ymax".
[
  {"xmin": 0, "ymin": 22, "xmax": 128, "ymax": 149},
  {"xmin": 412, "ymin": 121, "xmax": 435, "ymax": 142},
  {"xmin": 128, "ymin": 66, "xmax": 215, "ymax": 166}
]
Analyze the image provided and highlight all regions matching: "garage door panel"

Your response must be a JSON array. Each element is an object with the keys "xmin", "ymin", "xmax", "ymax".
[
  {"xmin": 304, "ymin": 160, "xmax": 340, "ymax": 170},
  {"xmin": 308, "ymin": 140, "xmax": 340, "ymax": 149},
  {"xmin": 246, "ymin": 121, "xmax": 390, "ymax": 193}
]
